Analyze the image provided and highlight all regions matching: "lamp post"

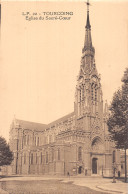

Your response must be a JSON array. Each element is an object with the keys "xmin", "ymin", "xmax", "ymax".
[{"xmin": 112, "ymin": 162, "xmax": 117, "ymax": 183}]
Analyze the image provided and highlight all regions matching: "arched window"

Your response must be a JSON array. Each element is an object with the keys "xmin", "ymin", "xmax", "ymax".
[
  {"xmin": 27, "ymin": 135, "xmax": 29, "ymax": 145},
  {"xmin": 58, "ymin": 148, "xmax": 60, "ymax": 160},
  {"xmin": 35, "ymin": 137, "xmax": 36, "ymax": 146},
  {"xmin": 95, "ymin": 85, "xmax": 97, "ymax": 102},
  {"xmin": 36, "ymin": 153, "xmax": 38, "ymax": 164},
  {"xmin": 24, "ymin": 135, "xmax": 26, "ymax": 146},
  {"xmin": 37, "ymin": 137, "xmax": 39, "ymax": 146},
  {"xmin": 46, "ymin": 151, "xmax": 48, "ymax": 163},
  {"xmin": 78, "ymin": 147, "xmax": 82, "ymax": 161},
  {"xmin": 91, "ymin": 83, "xmax": 94, "ymax": 101},
  {"xmin": 24, "ymin": 153, "xmax": 26, "ymax": 164},
  {"xmin": 91, "ymin": 83, "xmax": 97, "ymax": 104},
  {"xmin": 51, "ymin": 149, "xmax": 54, "ymax": 162},
  {"xmin": 40, "ymin": 152, "xmax": 42, "ymax": 164},
  {"xmin": 21, "ymin": 154, "xmax": 22, "ymax": 166},
  {"xmin": 31, "ymin": 153, "xmax": 33, "ymax": 164}
]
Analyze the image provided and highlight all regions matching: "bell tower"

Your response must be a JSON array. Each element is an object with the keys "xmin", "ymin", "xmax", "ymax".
[{"xmin": 75, "ymin": 1, "xmax": 103, "ymax": 128}]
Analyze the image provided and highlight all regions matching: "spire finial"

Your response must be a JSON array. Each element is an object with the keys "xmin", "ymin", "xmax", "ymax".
[
  {"xmin": 83, "ymin": 0, "xmax": 93, "ymax": 52},
  {"xmin": 87, "ymin": 0, "xmax": 90, "ymax": 12},
  {"xmin": 85, "ymin": 0, "xmax": 91, "ymax": 29}
]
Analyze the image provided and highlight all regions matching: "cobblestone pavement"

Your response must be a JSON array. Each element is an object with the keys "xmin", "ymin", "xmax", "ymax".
[
  {"xmin": 0, "ymin": 176, "xmax": 127, "ymax": 194},
  {"xmin": 0, "ymin": 179, "xmax": 106, "ymax": 194}
]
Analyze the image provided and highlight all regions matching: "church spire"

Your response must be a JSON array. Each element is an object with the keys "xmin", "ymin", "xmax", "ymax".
[
  {"xmin": 75, "ymin": 1, "xmax": 103, "ymax": 118},
  {"xmin": 83, "ymin": 0, "xmax": 93, "ymax": 52},
  {"xmin": 86, "ymin": 0, "xmax": 91, "ymax": 29}
]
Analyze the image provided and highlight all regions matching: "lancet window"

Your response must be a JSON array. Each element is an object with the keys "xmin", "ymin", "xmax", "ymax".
[
  {"xmin": 27, "ymin": 135, "xmax": 29, "ymax": 145},
  {"xmin": 91, "ymin": 83, "xmax": 97, "ymax": 103},
  {"xmin": 91, "ymin": 83, "xmax": 94, "ymax": 101},
  {"xmin": 58, "ymin": 148, "xmax": 60, "ymax": 160},
  {"xmin": 31, "ymin": 153, "xmax": 33, "ymax": 164},
  {"xmin": 40, "ymin": 152, "xmax": 42, "ymax": 164},
  {"xmin": 24, "ymin": 153, "xmax": 26, "ymax": 164},
  {"xmin": 36, "ymin": 153, "xmax": 38, "ymax": 164},
  {"xmin": 37, "ymin": 137, "xmax": 39, "ymax": 146},
  {"xmin": 46, "ymin": 151, "xmax": 48, "ymax": 163},
  {"xmin": 82, "ymin": 85, "xmax": 84, "ymax": 100},
  {"xmin": 78, "ymin": 146, "xmax": 82, "ymax": 161},
  {"xmin": 95, "ymin": 85, "xmax": 97, "ymax": 102},
  {"xmin": 51, "ymin": 149, "xmax": 54, "ymax": 162}
]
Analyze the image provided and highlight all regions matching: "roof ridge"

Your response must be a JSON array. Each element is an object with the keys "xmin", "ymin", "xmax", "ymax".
[
  {"xmin": 16, "ymin": 118, "xmax": 46, "ymax": 126},
  {"xmin": 47, "ymin": 112, "xmax": 75, "ymax": 127}
]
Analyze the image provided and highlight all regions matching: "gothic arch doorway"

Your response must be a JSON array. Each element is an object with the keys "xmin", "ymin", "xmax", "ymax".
[
  {"xmin": 92, "ymin": 158, "xmax": 98, "ymax": 174},
  {"xmin": 92, "ymin": 137, "xmax": 104, "ymax": 152},
  {"xmin": 78, "ymin": 166, "xmax": 82, "ymax": 174}
]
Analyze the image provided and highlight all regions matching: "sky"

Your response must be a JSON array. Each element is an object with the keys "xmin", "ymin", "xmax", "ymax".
[{"xmin": 0, "ymin": 0, "xmax": 128, "ymax": 141}]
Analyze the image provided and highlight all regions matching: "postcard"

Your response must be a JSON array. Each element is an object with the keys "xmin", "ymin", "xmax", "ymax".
[{"xmin": 0, "ymin": 1, "xmax": 128, "ymax": 193}]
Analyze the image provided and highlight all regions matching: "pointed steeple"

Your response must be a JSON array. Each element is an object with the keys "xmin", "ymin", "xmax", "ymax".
[
  {"xmin": 86, "ymin": 1, "xmax": 91, "ymax": 29},
  {"xmin": 83, "ymin": 0, "xmax": 93, "ymax": 53},
  {"xmin": 75, "ymin": 1, "xmax": 103, "ymax": 119}
]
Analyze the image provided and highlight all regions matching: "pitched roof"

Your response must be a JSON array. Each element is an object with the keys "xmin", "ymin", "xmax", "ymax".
[
  {"xmin": 47, "ymin": 112, "xmax": 75, "ymax": 128},
  {"xmin": 13, "ymin": 111, "xmax": 75, "ymax": 131},
  {"xmin": 15, "ymin": 119, "xmax": 47, "ymax": 131}
]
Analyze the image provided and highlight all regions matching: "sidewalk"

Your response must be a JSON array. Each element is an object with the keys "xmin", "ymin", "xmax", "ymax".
[
  {"xmin": 0, "ymin": 188, "xmax": 8, "ymax": 194},
  {"xmin": 0, "ymin": 175, "xmax": 128, "ymax": 194},
  {"xmin": 96, "ymin": 181, "xmax": 128, "ymax": 194},
  {"xmin": 66, "ymin": 177, "xmax": 128, "ymax": 194},
  {"xmin": 61, "ymin": 177, "xmax": 128, "ymax": 194}
]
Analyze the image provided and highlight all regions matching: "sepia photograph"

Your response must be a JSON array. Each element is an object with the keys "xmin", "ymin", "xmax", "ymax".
[{"xmin": 0, "ymin": 0, "xmax": 128, "ymax": 193}]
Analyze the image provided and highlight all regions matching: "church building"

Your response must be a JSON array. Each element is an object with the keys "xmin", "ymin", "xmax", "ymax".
[{"xmin": 9, "ymin": 4, "xmax": 121, "ymax": 177}]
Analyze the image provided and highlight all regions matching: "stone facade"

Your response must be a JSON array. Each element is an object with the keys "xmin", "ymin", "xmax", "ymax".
[{"xmin": 9, "ymin": 7, "xmax": 121, "ymax": 177}]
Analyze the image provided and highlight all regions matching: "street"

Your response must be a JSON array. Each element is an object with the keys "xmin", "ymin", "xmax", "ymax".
[{"xmin": 0, "ymin": 179, "xmax": 105, "ymax": 194}]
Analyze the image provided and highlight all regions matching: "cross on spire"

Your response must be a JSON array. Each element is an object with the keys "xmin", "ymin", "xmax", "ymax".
[
  {"xmin": 85, "ymin": 0, "xmax": 91, "ymax": 29},
  {"xmin": 83, "ymin": 0, "xmax": 92, "ymax": 52},
  {"xmin": 86, "ymin": 0, "xmax": 90, "ymax": 12}
]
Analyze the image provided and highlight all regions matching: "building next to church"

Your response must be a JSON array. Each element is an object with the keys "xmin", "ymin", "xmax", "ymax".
[{"xmin": 8, "ymin": 5, "xmax": 121, "ymax": 177}]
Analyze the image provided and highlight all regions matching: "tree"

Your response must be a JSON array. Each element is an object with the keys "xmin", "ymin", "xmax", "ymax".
[
  {"xmin": 0, "ymin": 136, "xmax": 13, "ymax": 167},
  {"xmin": 107, "ymin": 68, "xmax": 128, "ymax": 183}
]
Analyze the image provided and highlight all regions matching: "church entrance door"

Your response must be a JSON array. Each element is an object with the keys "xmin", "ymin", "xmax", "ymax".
[
  {"xmin": 92, "ymin": 158, "xmax": 97, "ymax": 174},
  {"xmin": 78, "ymin": 166, "xmax": 82, "ymax": 174}
]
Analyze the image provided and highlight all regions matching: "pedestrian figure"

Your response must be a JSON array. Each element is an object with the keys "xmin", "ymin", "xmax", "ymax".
[
  {"xmin": 118, "ymin": 171, "xmax": 120, "ymax": 179},
  {"xmin": 67, "ymin": 172, "xmax": 70, "ymax": 179}
]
